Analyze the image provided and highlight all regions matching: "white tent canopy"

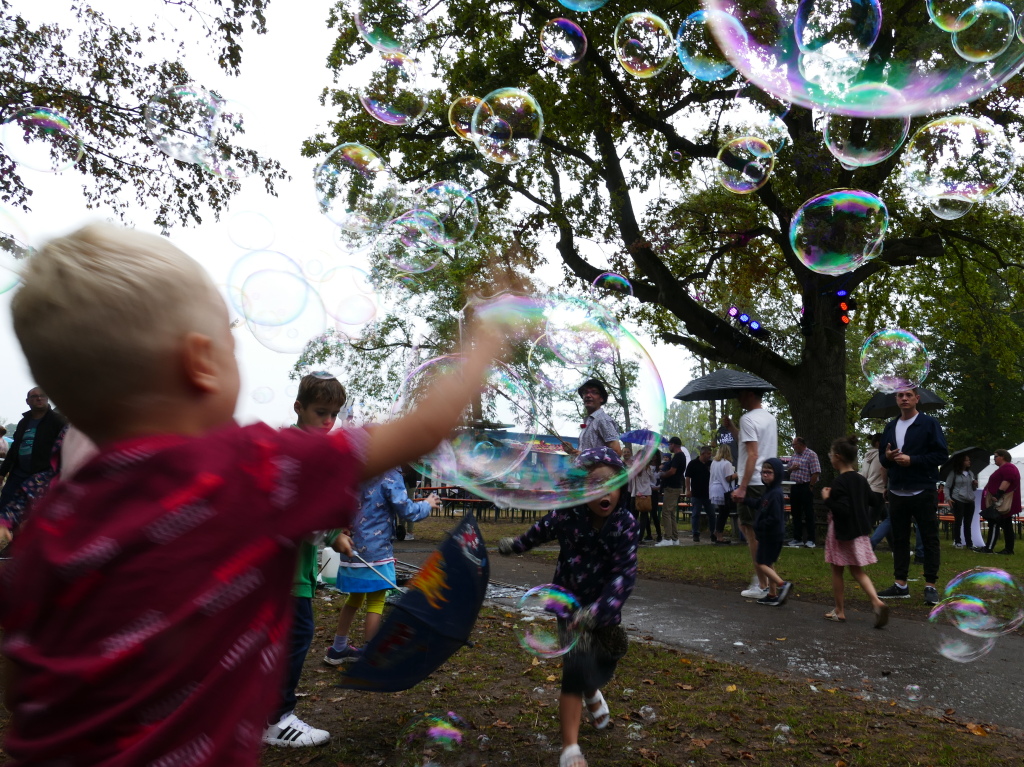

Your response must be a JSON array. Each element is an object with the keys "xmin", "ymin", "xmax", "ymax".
[{"xmin": 977, "ymin": 441, "xmax": 1024, "ymax": 485}]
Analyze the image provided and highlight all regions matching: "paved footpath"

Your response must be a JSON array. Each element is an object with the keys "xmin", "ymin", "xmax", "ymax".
[{"xmin": 394, "ymin": 543, "xmax": 1024, "ymax": 733}]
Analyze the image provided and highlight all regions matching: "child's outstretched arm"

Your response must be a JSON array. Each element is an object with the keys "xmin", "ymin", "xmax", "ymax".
[
  {"xmin": 382, "ymin": 473, "xmax": 438, "ymax": 523},
  {"xmin": 497, "ymin": 510, "xmax": 559, "ymax": 555},
  {"xmin": 360, "ymin": 327, "xmax": 506, "ymax": 480}
]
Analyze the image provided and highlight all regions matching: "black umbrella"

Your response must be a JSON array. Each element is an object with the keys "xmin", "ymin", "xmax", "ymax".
[
  {"xmin": 858, "ymin": 388, "xmax": 947, "ymax": 420},
  {"xmin": 940, "ymin": 446, "xmax": 991, "ymax": 479},
  {"xmin": 675, "ymin": 369, "xmax": 776, "ymax": 402}
]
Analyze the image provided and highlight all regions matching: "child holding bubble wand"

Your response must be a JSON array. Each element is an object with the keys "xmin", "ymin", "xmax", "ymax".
[
  {"xmin": 821, "ymin": 436, "xmax": 889, "ymax": 628},
  {"xmin": 498, "ymin": 447, "xmax": 638, "ymax": 767}
]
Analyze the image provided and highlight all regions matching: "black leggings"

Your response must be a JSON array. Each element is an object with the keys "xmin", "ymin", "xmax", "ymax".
[
  {"xmin": 951, "ymin": 499, "xmax": 975, "ymax": 547},
  {"xmin": 985, "ymin": 514, "xmax": 1015, "ymax": 553}
]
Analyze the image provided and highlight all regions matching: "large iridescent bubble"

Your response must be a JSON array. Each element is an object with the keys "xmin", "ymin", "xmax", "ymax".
[
  {"xmin": 354, "ymin": 0, "xmax": 426, "ymax": 53},
  {"xmin": 952, "ymin": 2, "xmax": 1015, "ymax": 63},
  {"xmin": 471, "ymin": 88, "xmax": 544, "ymax": 165},
  {"xmin": 702, "ymin": 0, "xmax": 1024, "ymax": 116},
  {"xmin": 929, "ymin": 598, "xmax": 998, "ymax": 662},
  {"xmin": 448, "ymin": 95, "xmax": 483, "ymax": 141},
  {"xmin": 373, "ymin": 209, "xmax": 444, "ymax": 273},
  {"xmin": 943, "ymin": 568, "xmax": 1024, "ymax": 636},
  {"xmin": 927, "ymin": 196, "xmax": 974, "ymax": 220},
  {"xmin": 314, "ymin": 143, "xmax": 399, "ymax": 233},
  {"xmin": 1, "ymin": 107, "xmax": 84, "ymax": 173},
  {"xmin": 822, "ymin": 85, "xmax": 910, "ymax": 167},
  {"xmin": 555, "ymin": 0, "xmax": 608, "ymax": 12},
  {"xmin": 717, "ymin": 136, "xmax": 775, "ymax": 193},
  {"xmin": 790, "ymin": 189, "xmax": 887, "ymax": 275},
  {"xmin": 859, "ymin": 329, "xmax": 930, "ymax": 393},
  {"xmin": 900, "ymin": 116, "xmax": 1016, "ymax": 203},
  {"xmin": 614, "ymin": 12, "xmax": 675, "ymax": 78},
  {"xmin": 676, "ymin": 10, "xmax": 737, "ymax": 81},
  {"xmin": 357, "ymin": 52, "xmax": 426, "ymax": 127},
  {"xmin": 541, "ymin": 18, "xmax": 588, "ymax": 66},
  {"xmin": 514, "ymin": 584, "xmax": 581, "ymax": 658},
  {"xmin": 144, "ymin": 86, "xmax": 220, "ymax": 166}
]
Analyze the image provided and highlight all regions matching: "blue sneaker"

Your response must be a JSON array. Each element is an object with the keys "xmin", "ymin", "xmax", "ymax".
[{"xmin": 323, "ymin": 645, "xmax": 362, "ymax": 666}]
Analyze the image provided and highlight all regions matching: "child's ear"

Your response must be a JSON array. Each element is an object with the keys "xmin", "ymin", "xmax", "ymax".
[
  {"xmin": 181, "ymin": 332, "xmax": 220, "ymax": 393},
  {"xmin": 293, "ymin": 401, "xmax": 302, "ymax": 417}
]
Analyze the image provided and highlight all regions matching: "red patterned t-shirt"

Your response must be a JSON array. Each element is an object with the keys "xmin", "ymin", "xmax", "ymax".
[{"xmin": 0, "ymin": 422, "xmax": 366, "ymax": 766}]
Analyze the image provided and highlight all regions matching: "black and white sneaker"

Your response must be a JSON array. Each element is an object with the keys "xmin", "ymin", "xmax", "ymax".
[
  {"xmin": 878, "ymin": 584, "xmax": 911, "ymax": 599},
  {"xmin": 923, "ymin": 586, "xmax": 939, "ymax": 606},
  {"xmin": 777, "ymin": 581, "xmax": 793, "ymax": 605},
  {"xmin": 757, "ymin": 594, "xmax": 781, "ymax": 606},
  {"xmin": 263, "ymin": 713, "xmax": 330, "ymax": 747}
]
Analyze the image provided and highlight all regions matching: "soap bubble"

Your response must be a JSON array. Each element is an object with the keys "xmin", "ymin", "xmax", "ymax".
[
  {"xmin": 929, "ymin": 598, "xmax": 998, "ymax": 662},
  {"xmin": 227, "ymin": 250, "xmax": 305, "ymax": 319},
  {"xmin": 614, "ymin": 12, "xmax": 675, "ymax": 78},
  {"xmin": 315, "ymin": 143, "xmax": 399, "ymax": 232},
  {"xmin": 200, "ymin": 98, "xmax": 249, "ymax": 180},
  {"xmin": 1, "ymin": 107, "xmax": 84, "ymax": 173},
  {"xmin": 540, "ymin": 18, "xmax": 588, "ymax": 66},
  {"xmin": 669, "ymin": 150, "xmax": 682, "ymax": 162},
  {"xmin": 144, "ymin": 86, "xmax": 221, "ymax": 166},
  {"xmin": 251, "ymin": 387, "xmax": 274, "ymax": 404},
  {"xmin": 316, "ymin": 265, "xmax": 379, "ymax": 332},
  {"xmin": 859, "ymin": 329, "xmax": 930, "ymax": 393},
  {"xmin": 240, "ymin": 269, "xmax": 313, "ymax": 327},
  {"xmin": 0, "ymin": 208, "xmax": 31, "ymax": 294},
  {"xmin": 943, "ymin": 567, "xmax": 1024, "ymax": 636},
  {"xmin": 374, "ymin": 209, "xmax": 444, "ymax": 273},
  {"xmin": 717, "ymin": 136, "xmax": 775, "ymax": 194},
  {"xmin": 514, "ymin": 584, "xmax": 581, "ymax": 658},
  {"xmin": 676, "ymin": 10, "xmax": 739, "ymax": 81},
  {"xmin": 396, "ymin": 711, "xmax": 469, "ymax": 767},
  {"xmin": 471, "ymin": 88, "xmax": 543, "ymax": 165},
  {"xmin": 928, "ymin": 0, "xmax": 982, "ymax": 31},
  {"xmin": 448, "ymin": 95, "xmax": 484, "ymax": 141},
  {"xmin": 901, "ymin": 117, "xmax": 1015, "ymax": 203},
  {"xmin": 952, "ymin": 2, "xmax": 1015, "ymax": 62},
  {"xmin": 226, "ymin": 211, "xmax": 275, "ymax": 251},
  {"xmin": 639, "ymin": 706, "xmax": 657, "ymax": 723},
  {"xmin": 822, "ymin": 86, "xmax": 911, "ymax": 168},
  {"xmin": 590, "ymin": 272, "xmax": 633, "ymax": 299},
  {"xmin": 358, "ymin": 52, "xmax": 426, "ymax": 127},
  {"xmin": 420, "ymin": 181, "xmax": 479, "ymax": 246},
  {"xmin": 772, "ymin": 723, "xmax": 792, "ymax": 744},
  {"xmin": 245, "ymin": 289, "xmax": 327, "ymax": 355},
  {"xmin": 354, "ymin": 0, "xmax": 426, "ymax": 53},
  {"xmin": 905, "ymin": 684, "xmax": 923, "ymax": 701},
  {"xmin": 927, "ymin": 196, "xmax": 974, "ymax": 220},
  {"xmin": 333, "ymin": 224, "xmax": 379, "ymax": 255},
  {"xmin": 702, "ymin": 0, "xmax": 1024, "ymax": 116},
  {"xmin": 790, "ymin": 189, "xmax": 888, "ymax": 275},
  {"xmin": 714, "ymin": 87, "xmax": 792, "ymax": 153},
  {"xmin": 555, "ymin": 0, "xmax": 608, "ymax": 12}
]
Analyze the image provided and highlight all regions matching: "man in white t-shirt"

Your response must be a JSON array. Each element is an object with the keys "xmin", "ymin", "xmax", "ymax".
[{"xmin": 731, "ymin": 388, "xmax": 778, "ymax": 599}]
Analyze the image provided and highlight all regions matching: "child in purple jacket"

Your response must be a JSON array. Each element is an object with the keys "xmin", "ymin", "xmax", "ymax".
[{"xmin": 498, "ymin": 448, "xmax": 639, "ymax": 767}]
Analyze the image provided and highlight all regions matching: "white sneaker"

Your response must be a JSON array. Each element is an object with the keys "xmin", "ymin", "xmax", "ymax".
[
  {"xmin": 405, "ymin": 534, "xmax": 416, "ymax": 541},
  {"xmin": 263, "ymin": 713, "xmax": 330, "ymax": 747},
  {"xmin": 672, "ymin": 539, "xmax": 681, "ymax": 546},
  {"xmin": 741, "ymin": 585, "xmax": 769, "ymax": 599},
  {"xmin": 654, "ymin": 539, "xmax": 675, "ymax": 547},
  {"xmin": 786, "ymin": 540, "xmax": 802, "ymax": 548},
  {"xmin": 805, "ymin": 541, "xmax": 816, "ymax": 549}
]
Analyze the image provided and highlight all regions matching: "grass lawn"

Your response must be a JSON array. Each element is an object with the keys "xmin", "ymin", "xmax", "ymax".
[{"xmin": 251, "ymin": 597, "xmax": 1020, "ymax": 766}]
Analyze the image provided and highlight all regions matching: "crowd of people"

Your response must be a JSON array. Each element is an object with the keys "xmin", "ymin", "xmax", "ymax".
[{"xmin": 0, "ymin": 224, "xmax": 1020, "ymax": 767}]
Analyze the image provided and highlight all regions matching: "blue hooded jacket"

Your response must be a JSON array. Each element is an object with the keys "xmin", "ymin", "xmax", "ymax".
[{"xmin": 753, "ymin": 457, "xmax": 786, "ymax": 542}]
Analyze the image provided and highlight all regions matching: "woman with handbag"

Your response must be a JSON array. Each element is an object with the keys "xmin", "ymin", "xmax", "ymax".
[
  {"xmin": 945, "ymin": 453, "xmax": 978, "ymax": 549},
  {"xmin": 975, "ymin": 449, "xmax": 1021, "ymax": 555},
  {"xmin": 630, "ymin": 450, "xmax": 656, "ymax": 543},
  {"xmin": 710, "ymin": 445, "xmax": 738, "ymax": 544}
]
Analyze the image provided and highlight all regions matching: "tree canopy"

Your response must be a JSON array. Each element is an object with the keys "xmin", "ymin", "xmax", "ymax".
[
  {"xmin": 301, "ymin": 0, "xmax": 1024, "ymax": 461},
  {"xmin": 0, "ymin": 0, "xmax": 285, "ymax": 230}
]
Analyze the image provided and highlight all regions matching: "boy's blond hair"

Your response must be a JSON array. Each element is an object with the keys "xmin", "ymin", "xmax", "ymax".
[{"xmin": 12, "ymin": 223, "xmax": 224, "ymax": 426}]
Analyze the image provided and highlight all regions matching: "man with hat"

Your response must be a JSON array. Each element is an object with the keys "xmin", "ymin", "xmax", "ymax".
[{"xmin": 561, "ymin": 378, "xmax": 622, "ymax": 457}]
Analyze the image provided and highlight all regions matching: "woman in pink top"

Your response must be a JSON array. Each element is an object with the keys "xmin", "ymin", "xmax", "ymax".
[{"xmin": 977, "ymin": 449, "xmax": 1021, "ymax": 555}]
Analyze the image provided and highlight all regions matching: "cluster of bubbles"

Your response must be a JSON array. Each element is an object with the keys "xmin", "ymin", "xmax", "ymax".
[
  {"xmin": 859, "ymin": 329, "xmax": 931, "ymax": 393},
  {"xmin": 390, "ymin": 293, "xmax": 666, "ymax": 510},
  {"xmin": 513, "ymin": 584, "xmax": 581, "ymax": 658},
  {"xmin": 144, "ymin": 86, "xmax": 248, "ymax": 179},
  {"xmin": 929, "ymin": 567, "xmax": 1024, "ymax": 662},
  {"xmin": 790, "ymin": 189, "xmax": 888, "ymax": 275}
]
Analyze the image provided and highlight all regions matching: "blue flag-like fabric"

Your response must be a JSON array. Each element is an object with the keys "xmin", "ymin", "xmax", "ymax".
[{"xmin": 337, "ymin": 512, "xmax": 489, "ymax": 692}]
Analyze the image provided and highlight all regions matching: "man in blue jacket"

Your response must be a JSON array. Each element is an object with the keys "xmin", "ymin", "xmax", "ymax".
[{"xmin": 877, "ymin": 388, "xmax": 949, "ymax": 605}]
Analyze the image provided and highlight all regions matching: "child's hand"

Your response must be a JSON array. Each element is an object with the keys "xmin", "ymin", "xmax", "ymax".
[
  {"xmin": 427, "ymin": 492, "xmax": 441, "ymax": 511},
  {"xmin": 332, "ymin": 532, "xmax": 353, "ymax": 557},
  {"xmin": 497, "ymin": 537, "xmax": 516, "ymax": 555},
  {"xmin": 571, "ymin": 607, "xmax": 596, "ymax": 633},
  {"xmin": 0, "ymin": 526, "xmax": 11, "ymax": 548}
]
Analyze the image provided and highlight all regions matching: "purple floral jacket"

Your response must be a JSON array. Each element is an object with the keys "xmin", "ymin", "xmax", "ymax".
[{"xmin": 510, "ymin": 505, "xmax": 638, "ymax": 627}]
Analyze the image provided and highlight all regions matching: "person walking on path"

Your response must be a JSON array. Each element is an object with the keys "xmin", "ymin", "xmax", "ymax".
[
  {"xmin": 685, "ymin": 446, "xmax": 716, "ymax": 542},
  {"xmin": 784, "ymin": 436, "xmax": 821, "ymax": 548},
  {"xmin": 731, "ymin": 389, "xmax": 778, "ymax": 599},
  {"xmin": 709, "ymin": 445, "xmax": 737, "ymax": 544},
  {"xmin": 945, "ymin": 453, "xmax": 978, "ymax": 549},
  {"xmin": 656, "ymin": 437, "xmax": 687, "ymax": 546},
  {"xmin": 820, "ymin": 436, "xmax": 889, "ymax": 628},
  {"xmin": 751, "ymin": 458, "xmax": 792, "ymax": 606},
  {"xmin": 975, "ymin": 449, "xmax": 1020, "ymax": 555},
  {"xmin": 877, "ymin": 388, "xmax": 949, "ymax": 606}
]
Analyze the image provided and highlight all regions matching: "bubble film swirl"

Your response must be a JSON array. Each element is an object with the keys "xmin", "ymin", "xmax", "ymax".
[
  {"xmin": 1, "ymin": 107, "xmax": 84, "ymax": 173},
  {"xmin": 943, "ymin": 567, "xmax": 1024, "ymax": 636},
  {"xmin": 354, "ymin": 0, "xmax": 426, "ymax": 53},
  {"xmin": 901, "ymin": 116, "xmax": 1015, "ymax": 203},
  {"xmin": 952, "ymin": 2, "xmax": 1015, "ymax": 62},
  {"xmin": 859, "ymin": 329, "xmax": 930, "ymax": 393},
  {"xmin": 676, "ymin": 10, "xmax": 738, "ymax": 81},
  {"xmin": 590, "ymin": 272, "xmax": 634, "ymax": 299},
  {"xmin": 315, "ymin": 143, "xmax": 399, "ymax": 232},
  {"xmin": 358, "ymin": 52, "xmax": 426, "ymax": 127},
  {"xmin": 144, "ymin": 87, "xmax": 221, "ymax": 166},
  {"xmin": 929, "ymin": 598, "xmax": 998, "ymax": 662},
  {"xmin": 927, "ymin": 195, "xmax": 974, "ymax": 220},
  {"xmin": 514, "ymin": 584, "xmax": 581, "ymax": 658},
  {"xmin": 396, "ymin": 711, "xmax": 469, "ymax": 767},
  {"xmin": 471, "ymin": 88, "xmax": 544, "ymax": 165},
  {"xmin": 717, "ymin": 136, "xmax": 775, "ymax": 194},
  {"xmin": 822, "ymin": 85, "xmax": 911, "ymax": 167},
  {"xmin": 448, "ymin": 95, "xmax": 484, "ymax": 140},
  {"xmin": 928, "ymin": 0, "xmax": 981, "ymax": 31},
  {"xmin": 420, "ymin": 181, "xmax": 479, "ymax": 246},
  {"xmin": 790, "ymin": 189, "xmax": 887, "ymax": 275},
  {"xmin": 541, "ymin": 18, "xmax": 588, "ymax": 66},
  {"xmin": 703, "ymin": 0, "xmax": 1024, "ymax": 116},
  {"xmin": 614, "ymin": 13, "xmax": 675, "ymax": 78}
]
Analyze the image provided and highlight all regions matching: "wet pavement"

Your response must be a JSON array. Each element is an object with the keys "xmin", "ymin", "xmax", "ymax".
[{"xmin": 394, "ymin": 544, "xmax": 1024, "ymax": 732}]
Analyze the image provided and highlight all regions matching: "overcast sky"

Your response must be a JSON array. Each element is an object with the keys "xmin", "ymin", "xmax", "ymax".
[{"xmin": 1, "ymin": 0, "xmax": 696, "ymax": 431}]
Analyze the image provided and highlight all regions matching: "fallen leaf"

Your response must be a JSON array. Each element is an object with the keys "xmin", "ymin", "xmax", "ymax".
[
  {"xmin": 638, "ymin": 747, "xmax": 659, "ymax": 759},
  {"xmin": 836, "ymin": 761, "xmax": 848, "ymax": 767},
  {"xmin": 690, "ymin": 738, "xmax": 713, "ymax": 748},
  {"xmin": 726, "ymin": 684, "xmax": 737, "ymax": 693},
  {"xmin": 328, "ymin": 697, "xmax": 345, "ymax": 703},
  {"xmin": 531, "ymin": 657, "xmax": 540, "ymax": 666},
  {"xmin": 642, "ymin": 679, "xmax": 655, "ymax": 685},
  {"xmin": 739, "ymin": 750, "xmax": 755, "ymax": 760},
  {"xmin": 775, "ymin": 637, "xmax": 787, "ymax": 641},
  {"xmin": 966, "ymin": 723, "xmax": 988, "ymax": 737},
  {"xmin": 945, "ymin": 708, "xmax": 956, "ymax": 715},
  {"xmin": 675, "ymin": 683, "xmax": 694, "ymax": 690},
  {"xmin": 678, "ymin": 658, "xmax": 692, "ymax": 664},
  {"xmin": 546, "ymin": 674, "xmax": 557, "ymax": 682},
  {"xmin": 492, "ymin": 720, "xmax": 514, "ymax": 730}
]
